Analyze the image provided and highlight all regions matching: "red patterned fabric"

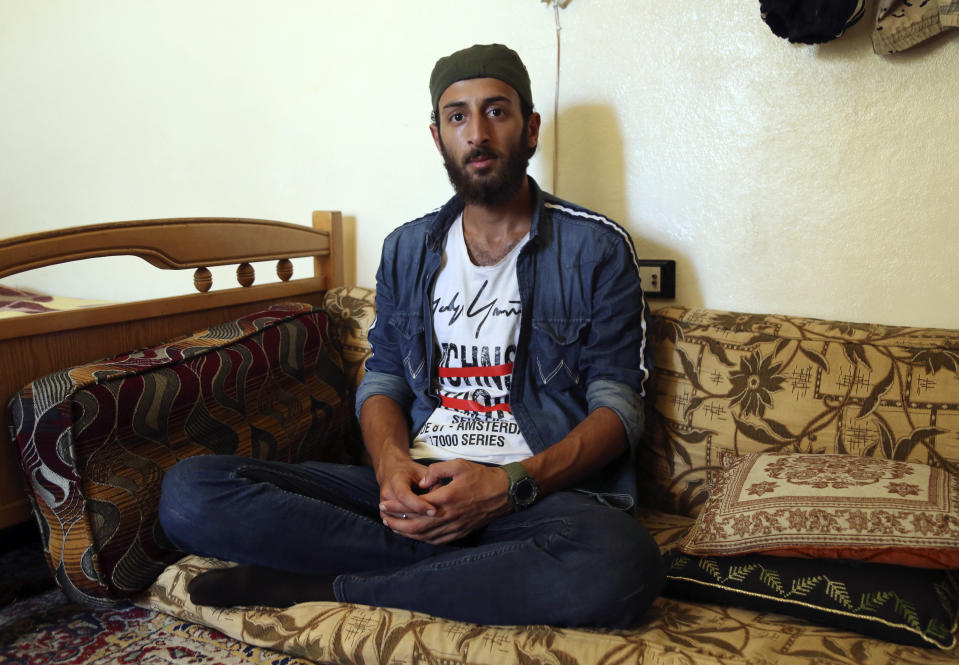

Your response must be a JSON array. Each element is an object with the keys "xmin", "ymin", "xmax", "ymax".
[{"xmin": 7, "ymin": 303, "xmax": 353, "ymax": 605}]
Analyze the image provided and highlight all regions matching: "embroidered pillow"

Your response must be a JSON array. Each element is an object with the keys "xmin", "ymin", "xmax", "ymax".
[
  {"xmin": 679, "ymin": 452, "xmax": 959, "ymax": 568},
  {"xmin": 663, "ymin": 550, "xmax": 959, "ymax": 650}
]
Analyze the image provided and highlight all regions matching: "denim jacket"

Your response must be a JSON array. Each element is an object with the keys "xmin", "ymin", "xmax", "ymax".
[{"xmin": 356, "ymin": 179, "xmax": 651, "ymax": 509}]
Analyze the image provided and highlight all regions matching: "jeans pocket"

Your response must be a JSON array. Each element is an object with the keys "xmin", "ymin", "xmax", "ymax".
[
  {"xmin": 388, "ymin": 312, "xmax": 428, "ymax": 386},
  {"xmin": 531, "ymin": 318, "xmax": 589, "ymax": 390}
]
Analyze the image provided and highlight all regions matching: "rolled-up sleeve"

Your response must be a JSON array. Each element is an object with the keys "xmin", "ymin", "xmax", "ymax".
[
  {"xmin": 354, "ymin": 233, "xmax": 415, "ymax": 419},
  {"xmin": 580, "ymin": 231, "xmax": 651, "ymax": 450},
  {"xmin": 355, "ymin": 370, "xmax": 413, "ymax": 419},
  {"xmin": 587, "ymin": 379, "xmax": 646, "ymax": 450}
]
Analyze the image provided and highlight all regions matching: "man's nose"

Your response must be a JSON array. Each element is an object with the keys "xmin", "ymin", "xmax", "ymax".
[{"xmin": 466, "ymin": 115, "xmax": 490, "ymax": 146}]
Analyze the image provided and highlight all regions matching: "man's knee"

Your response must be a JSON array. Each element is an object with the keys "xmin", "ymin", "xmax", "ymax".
[
  {"xmin": 158, "ymin": 454, "xmax": 236, "ymax": 548},
  {"xmin": 561, "ymin": 510, "xmax": 665, "ymax": 627},
  {"xmin": 158, "ymin": 457, "xmax": 196, "ymax": 545},
  {"xmin": 161, "ymin": 454, "xmax": 217, "ymax": 506},
  {"xmin": 593, "ymin": 534, "xmax": 665, "ymax": 627}
]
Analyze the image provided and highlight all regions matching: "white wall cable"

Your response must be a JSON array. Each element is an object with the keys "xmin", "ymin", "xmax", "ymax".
[
  {"xmin": 541, "ymin": 0, "xmax": 569, "ymax": 193},
  {"xmin": 552, "ymin": 3, "xmax": 562, "ymax": 194}
]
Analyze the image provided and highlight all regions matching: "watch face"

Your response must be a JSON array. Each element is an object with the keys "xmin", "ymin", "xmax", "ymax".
[{"xmin": 512, "ymin": 477, "xmax": 538, "ymax": 507}]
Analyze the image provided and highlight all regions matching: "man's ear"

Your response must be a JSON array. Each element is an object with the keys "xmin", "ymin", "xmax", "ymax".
[
  {"xmin": 430, "ymin": 123, "xmax": 442, "ymax": 153},
  {"xmin": 527, "ymin": 112, "xmax": 542, "ymax": 151}
]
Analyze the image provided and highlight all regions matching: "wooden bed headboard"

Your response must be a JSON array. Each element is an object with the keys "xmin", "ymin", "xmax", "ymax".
[{"xmin": 0, "ymin": 211, "xmax": 345, "ymax": 529}]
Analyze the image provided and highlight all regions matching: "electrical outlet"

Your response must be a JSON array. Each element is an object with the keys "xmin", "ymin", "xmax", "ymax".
[{"xmin": 637, "ymin": 260, "xmax": 676, "ymax": 299}]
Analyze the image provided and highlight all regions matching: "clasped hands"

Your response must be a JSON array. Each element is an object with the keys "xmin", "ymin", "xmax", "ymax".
[{"xmin": 377, "ymin": 458, "xmax": 513, "ymax": 545}]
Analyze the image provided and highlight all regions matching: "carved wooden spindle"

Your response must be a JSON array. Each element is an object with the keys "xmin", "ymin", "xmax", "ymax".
[
  {"xmin": 277, "ymin": 258, "xmax": 293, "ymax": 282},
  {"xmin": 237, "ymin": 262, "xmax": 255, "ymax": 287},
  {"xmin": 194, "ymin": 267, "xmax": 212, "ymax": 293}
]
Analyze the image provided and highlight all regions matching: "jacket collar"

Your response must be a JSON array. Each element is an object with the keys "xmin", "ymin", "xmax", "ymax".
[{"xmin": 425, "ymin": 176, "xmax": 546, "ymax": 252}]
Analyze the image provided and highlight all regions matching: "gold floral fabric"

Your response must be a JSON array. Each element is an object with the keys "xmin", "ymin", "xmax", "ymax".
[
  {"xmin": 135, "ymin": 302, "xmax": 959, "ymax": 662},
  {"xmin": 642, "ymin": 306, "xmax": 959, "ymax": 519},
  {"xmin": 323, "ymin": 286, "xmax": 376, "ymax": 390},
  {"xmin": 679, "ymin": 452, "xmax": 959, "ymax": 568},
  {"xmin": 137, "ymin": 525, "xmax": 959, "ymax": 664}
]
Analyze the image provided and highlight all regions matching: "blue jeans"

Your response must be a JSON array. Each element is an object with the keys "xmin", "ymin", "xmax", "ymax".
[{"xmin": 158, "ymin": 455, "xmax": 665, "ymax": 627}]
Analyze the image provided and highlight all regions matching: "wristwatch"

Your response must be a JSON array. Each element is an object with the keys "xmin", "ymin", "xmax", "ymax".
[{"xmin": 502, "ymin": 462, "xmax": 539, "ymax": 509}]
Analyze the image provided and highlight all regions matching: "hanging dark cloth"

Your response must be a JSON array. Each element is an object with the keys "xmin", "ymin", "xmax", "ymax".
[{"xmin": 759, "ymin": 0, "xmax": 866, "ymax": 44}]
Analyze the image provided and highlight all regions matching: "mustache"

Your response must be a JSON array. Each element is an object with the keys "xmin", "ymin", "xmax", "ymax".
[{"xmin": 463, "ymin": 148, "xmax": 500, "ymax": 165}]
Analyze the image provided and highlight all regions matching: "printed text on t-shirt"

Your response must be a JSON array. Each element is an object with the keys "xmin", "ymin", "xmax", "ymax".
[{"xmin": 431, "ymin": 280, "xmax": 522, "ymax": 339}]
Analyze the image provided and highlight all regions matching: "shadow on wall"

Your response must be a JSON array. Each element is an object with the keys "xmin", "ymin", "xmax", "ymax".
[{"xmin": 541, "ymin": 104, "xmax": 702, "ymax": 308}]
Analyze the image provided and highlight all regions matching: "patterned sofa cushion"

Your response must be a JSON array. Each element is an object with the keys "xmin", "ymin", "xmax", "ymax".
[
  {"xmin": 679, "ymin": 452, "xmax": 959, "ymax": 568},
  {"xmin": 642, "ymin": 307, "xmax": 959, "ymax": 518},
  {"xmin": 7, "ymin": 303, "xmax": 352, "ymax": 605}
]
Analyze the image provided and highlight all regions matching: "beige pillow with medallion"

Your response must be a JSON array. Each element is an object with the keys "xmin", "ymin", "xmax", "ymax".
[{"xmin": 680, "ymin": 452, "xmax": 959, "ymax": 569}]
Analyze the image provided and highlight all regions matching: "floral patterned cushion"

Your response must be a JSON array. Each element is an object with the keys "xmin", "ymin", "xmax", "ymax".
[
  {"xmin": 642, "ymin": 307, "xmax": 959, "ymax": 519},
  {"xmin": 679, "ymin": 452, "xmax": 959, "ymax": 568}
]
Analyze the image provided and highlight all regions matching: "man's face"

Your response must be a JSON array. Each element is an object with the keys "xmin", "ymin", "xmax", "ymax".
[{"xmin": 431, "ymin": 78, "xmax": 540, "ymax": 206}]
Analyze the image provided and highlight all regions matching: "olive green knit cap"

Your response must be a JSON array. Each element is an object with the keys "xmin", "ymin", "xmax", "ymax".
[{"xmin": 429, "ymin": 44, "xmax": 533, "ymax": 112}]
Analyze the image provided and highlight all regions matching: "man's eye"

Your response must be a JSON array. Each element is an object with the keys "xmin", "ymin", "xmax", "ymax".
[
  {"xmin": 450, "ymin": 113, "xmax": 465, "ymax": 123},
  {"xmin": 489, "ymin": 108, "xmax": 503, "ymax": 117}
]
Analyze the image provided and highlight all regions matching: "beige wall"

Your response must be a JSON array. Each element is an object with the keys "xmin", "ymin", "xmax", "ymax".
[{"xmin": 1, "ymin": 1, "xmax": 956, "ymax": 327}]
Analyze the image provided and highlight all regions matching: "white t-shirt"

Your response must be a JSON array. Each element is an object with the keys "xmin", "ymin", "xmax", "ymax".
[{"xmin": 409, "ymin": 215, "xmax": 534, "ymax": 464}]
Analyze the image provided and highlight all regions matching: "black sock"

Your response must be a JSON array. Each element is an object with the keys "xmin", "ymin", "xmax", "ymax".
[{"xmin": 187, "ymin": 565, "xmax": 337, "ymax": 608}]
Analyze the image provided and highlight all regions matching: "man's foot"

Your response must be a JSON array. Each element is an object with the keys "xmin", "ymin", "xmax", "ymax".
[{"xmin": 187, "ymin": 565, "xmax": 336, "ymax": 608}]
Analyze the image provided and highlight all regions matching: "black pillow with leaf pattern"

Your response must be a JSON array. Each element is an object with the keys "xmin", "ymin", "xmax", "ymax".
[{"xmin": 663, "ymin": 550, "xmax": 959, "ymax": 650}]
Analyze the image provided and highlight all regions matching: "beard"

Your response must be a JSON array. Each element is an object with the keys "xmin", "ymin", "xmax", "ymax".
[{"xmin": 439, "ymin": 123, "xmax": 531, "ymax": 207}]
